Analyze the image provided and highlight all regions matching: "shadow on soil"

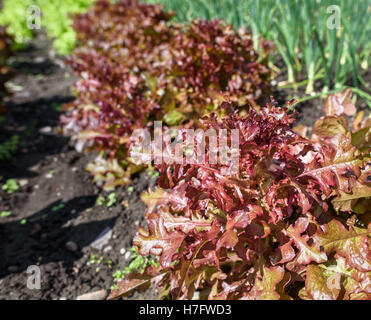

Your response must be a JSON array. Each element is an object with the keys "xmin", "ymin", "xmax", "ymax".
[{"xmin": 0, "ymin": 195, "xmax": 118, "ymax": 279}]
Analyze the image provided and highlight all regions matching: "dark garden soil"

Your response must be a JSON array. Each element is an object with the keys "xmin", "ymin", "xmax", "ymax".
[
  {"xmin": 0, "ymin": 31, "xmax": 369, "ymax": 300},
  {"xmin": 0, "ymin": 32, "xmax": 157, "ymax": 300}
]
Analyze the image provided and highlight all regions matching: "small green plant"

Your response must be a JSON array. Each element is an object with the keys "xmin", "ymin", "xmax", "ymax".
[
  {"xmin": 0, "ymin": 135, "xmax": 19, "ymax": 161},
  {"xmin": 106, "ymin": 193, "xmax": 116, "ymax": 207},
  {"xmin": 127, "ymin": 186, "xmax": 134, "ymax": 194},
  {"xmin": 51, "ymin": 203, "xmax": 65, "ymax": 212},
  {"xmin": 37, "ymin": 257, "xmax": 43, "ymax": 266},
  {"xmin": 88, "ymin": 253, "xmax": 100, "ymax": 264},
  {"xmin": 110, "ymin": 247, "xmax": 159, "ymax": 290},
  {"xmin": 88, "ymin": 254, "xmax": 112, "ymax": 273},
  {"xmin": 148, "ymin": 170, "xmax": 159, "ymax": 178},
  {"xmin": 20, "ymin": 218, "xmax": 27, "ymax": 225},
  {"xmin": 111, "ymin": 270, "xmax": 126, "ymax": 290},
  {"xmin": 96, "ymin": 193, "xmax": 117, "ymax": 207},
  {"xmin": 0, "ymin": 211, "xmax": 11, "ymax": 218},
  {"xmin": 96, "ymin": 196, "xmax": 105, "ymax": 206},
  {"xmin": 2, "ymin": 178, "xmax": 19, "ymax": 194}
]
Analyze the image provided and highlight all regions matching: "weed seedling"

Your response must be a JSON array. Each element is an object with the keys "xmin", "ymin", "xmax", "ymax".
[
  {"xmin": 96, "ymin": 196, "xmax": 105, "ymax": 206},
  {"xmin": 148, "ymin": 170, "xmax": 160, "ymax": 178},
  {"xmin": 88, "ymin": 254, "xmax": 111, "ymax": 273},
  {"xmin": 106, "ymin": 193, "xmax": 116, "ymax": 207},
  {"xmin": 0, "ymin": 211, "xmax": 11, "ymax": 218},
  {"xmin": 2, "ymin": 179, "xmax": 19, "ymax": 194},
  {"xmin": 52, "ymin": 203, "xmax": 65, "ymax": 212},
  {"xmin": 110, "ymin": 247, "xmax": 159, "ymax": 290}
]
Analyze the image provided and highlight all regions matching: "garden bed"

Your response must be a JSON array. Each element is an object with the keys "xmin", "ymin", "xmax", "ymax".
[
  {"xmin": 0, "ymin": 18, "xmax": 369, "ymax": 300},
  {"xmin": 0, "ymin": 31, "xmax": 158, "ymax": 300}
]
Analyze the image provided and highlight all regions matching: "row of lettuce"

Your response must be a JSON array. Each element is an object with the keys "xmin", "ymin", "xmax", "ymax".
[
  {"xmin": 57, "ymin": 0, "xmax": 371, "ymax": 300},
  {"xmin": 60, "ymin": 0, "xmax": 273, "ymax": 189},
  {"xmin": 0, "ymin": 0, "xmax": 370, "ymax": 300}
]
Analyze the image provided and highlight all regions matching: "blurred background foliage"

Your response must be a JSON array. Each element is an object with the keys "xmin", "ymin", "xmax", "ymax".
[
  {"xmin": 0, "ymin": 0, "xmax": 95, "ymax": 55},
  {"xmin": 0, "ymin": 0, "xmax": 370, "ymax": 103},
  {"xmin": 146, "ymin": 0, "xmax": 371, "ymax": 104}
]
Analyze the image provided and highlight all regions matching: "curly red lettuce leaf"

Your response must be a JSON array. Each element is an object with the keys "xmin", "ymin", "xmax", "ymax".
[
  {"xmin": 60, "ymin": 0, "xmax": 272, "ymax": 189},
  {"xmin": 117, "ymin": 92, "xmax": 370, "ymax": 300}
]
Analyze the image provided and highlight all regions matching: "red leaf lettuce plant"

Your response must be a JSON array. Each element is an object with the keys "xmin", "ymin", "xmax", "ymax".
[
  {"xmin": 60, "ymin": 0, "xmax": 272, "ymax": 189},
  {"xmin": 109, "ymin": 90, "xmax": 371, "ymax": 300}
]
